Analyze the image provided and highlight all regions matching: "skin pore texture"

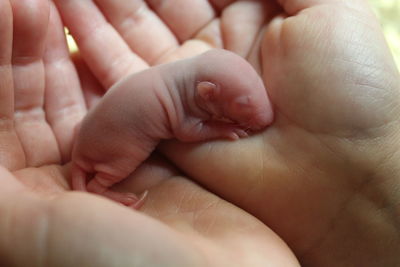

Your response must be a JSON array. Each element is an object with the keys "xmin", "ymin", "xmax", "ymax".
[{"xmin": 71, "ymin": 49, "xmax": 273, "ymax": 207}]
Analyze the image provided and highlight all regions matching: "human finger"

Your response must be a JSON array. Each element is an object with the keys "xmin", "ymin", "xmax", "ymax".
[
  {"xmin": 208, "ymin": 0, "xmax": 236, "ymax": 11},
  {"xmin": 44, "ymin": 1, "xmax": 87, "ymax": 162},
  {"xmin": 146, "ymin": 0, "xmax": 216, "ymax": 42},
  {"xmin": 11, "ymin": 0, "xmax": 61, "ymax": 167},
  {"xmin": 72, "ymin": 53, "xmax": 104, "ymax": 109},
  {"xmin": 220, "ymin": 0, "xmax": 271, "ymax": 58},
  {"xmin": 93, "ymin": 0, "xmax": 179, "ymax": 65},
  {"xmin": 54, "ymin": 0, "xmax": 148, "ymax": 89},
  {"xmin": 0, "ymin": 0, "xmax": 25, "ymax": 170}
]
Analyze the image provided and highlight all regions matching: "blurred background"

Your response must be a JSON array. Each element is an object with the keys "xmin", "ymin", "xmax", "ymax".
[
  {"xmin": 369, "ymin": 0, "xmax": 400, "ymax": 69},
  {"xmin": 67, "ymin": 1, "xmax": 400, "ymax": 70}
]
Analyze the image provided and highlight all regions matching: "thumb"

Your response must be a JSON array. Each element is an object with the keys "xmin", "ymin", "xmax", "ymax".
[{"xmin": 262, "ymin": 0, "xmax": 400, "ymax": 136}]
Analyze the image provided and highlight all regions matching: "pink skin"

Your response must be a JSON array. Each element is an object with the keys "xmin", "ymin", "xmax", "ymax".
[{"xmin": 71, "ymin": 49, "xmax": 273, "ymax": 208}]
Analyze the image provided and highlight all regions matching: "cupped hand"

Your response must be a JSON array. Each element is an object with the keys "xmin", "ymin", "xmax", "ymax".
[
  {"xmin": 158, "ymin": 0, "xmax": 400, "ymax": 266},
  {"xmin": 0, "ymin": 0, "xmax": 298, "ymax": 266},
  {"xmin": 52, "ymin": 0, "xmax": 400, "ymax": 265},
  {"xmin": 3, "ymin": 0, "xmax": 399, "ymax": 266},
  {"xmin": 56, "ymin": 0, "xmax": 400, "ymax": 266}
]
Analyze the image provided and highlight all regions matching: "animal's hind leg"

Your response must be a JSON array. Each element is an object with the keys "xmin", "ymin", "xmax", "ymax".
[
  {"xmin": 102, "ymin": 189, "xmax": 148, "ymax": 209},
  {"xmin": 191, "ymin": 121, "xmax": 249, "ymax": 141},
  {"xmin": 87, "ymin": 172, "xmax": 147, "ymax": 208},
  {"xmin": 71, "ymin": 163, "xmax": 89, "ymax": 191}
]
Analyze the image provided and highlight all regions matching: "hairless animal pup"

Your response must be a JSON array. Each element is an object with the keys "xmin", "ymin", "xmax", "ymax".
[{"xmin": 71, "ymin": 49, "xmax": 273, "ymax": 208}]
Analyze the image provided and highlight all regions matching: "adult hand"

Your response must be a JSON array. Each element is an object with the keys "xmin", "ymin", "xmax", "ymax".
[
  {"xmin": 56, "ymin": 0, "xmax": 400, "ymax": 265},
  {"xmin": 5, "ymin": 0, "xmax": 398, "ymax": 265},
  {"xmin": 160, "ymin": 1, "xmax": 400, "ymax": 266},
  {"xmin": 0, "ymin": 0, "xmax": 298, "ymax": 266}
]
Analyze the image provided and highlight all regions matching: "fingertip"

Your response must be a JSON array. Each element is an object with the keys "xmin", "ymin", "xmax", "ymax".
[
  {"xmin": 11, "ymin": 0, "xmax": 50, "ymax": 58},
  {"xmin": 44, "ymin": 1, "xmax": 70, "ymax": 61}
]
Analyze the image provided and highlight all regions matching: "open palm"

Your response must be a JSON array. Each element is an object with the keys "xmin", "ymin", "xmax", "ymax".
[
  {"xmin": 53, "ymin": 0, "xmax": 400, "ymax": 265},
  {"xmin": 0, "ymin": 0, "xmax": 298, "ymax": 266},
  {"xmin": 1, "ymin": 0, "xmax": 399, "ymax": 266},
  {"xmin": 158, "ymin": 0, "xmax": 400, "ymax": 266}
]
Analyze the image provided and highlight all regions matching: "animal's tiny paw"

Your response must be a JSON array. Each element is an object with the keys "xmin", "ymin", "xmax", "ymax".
[
  {"xmin": 101, "ymin": 190, "xmax": 145, "ymax": 208},
  {"xmin": 226, "ymin": 127, "xmax": 249, "ymax": 140}
]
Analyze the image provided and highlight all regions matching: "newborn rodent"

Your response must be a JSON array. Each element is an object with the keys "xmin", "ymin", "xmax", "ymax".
[{"xmin": 71, "ymin": 49, "xmax": 273, "ymax": 208}]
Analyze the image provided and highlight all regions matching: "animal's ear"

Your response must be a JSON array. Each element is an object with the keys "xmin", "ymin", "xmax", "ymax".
[{"xmin": 197, "ymin": 81, "xmax": 220, "ymax": 101}]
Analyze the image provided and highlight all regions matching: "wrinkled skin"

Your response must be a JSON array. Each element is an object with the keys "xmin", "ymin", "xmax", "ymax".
[
  {"xmin": 72, "ymin": 49, "xmax": 273, "ymax": 205},
  {"xmin": 0, "ymin": 0, "xmax": 399, "ymax": 266}
]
